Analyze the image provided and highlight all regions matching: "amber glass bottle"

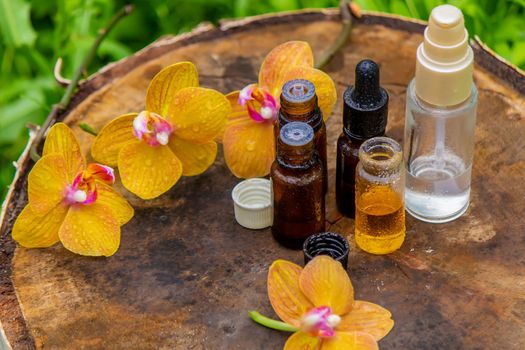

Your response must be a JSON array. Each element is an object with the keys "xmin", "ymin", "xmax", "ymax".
[
  {"xmin": 336, "ymin": 60, "xmax": 388, "ymax": 218},
  {"xmin": 355, "ymin": 137, "xmax": 405, "ymax": 255},
  {"xmin": 271, "ymin": 122, "xmax": 325, "ymax": 249},
  {"xmin": 278, "ymin": 79, "xmax": 327, "ymax": 194}
]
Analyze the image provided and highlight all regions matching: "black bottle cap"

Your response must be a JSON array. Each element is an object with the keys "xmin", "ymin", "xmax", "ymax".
[
  {"xmin": 303, "ymin": 232, "xmax": 350, "ymax": 269},
  {"xmin": 343, "ymin": 59, "xmax": 388, "ymax": 139}
]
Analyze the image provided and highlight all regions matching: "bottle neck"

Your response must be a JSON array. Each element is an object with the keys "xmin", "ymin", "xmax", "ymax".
[
  {"xmin": 359, "ymin": 137, "xmax": 402, "ymax": 176},
  {"xmin": 280, "ymin": 91, "xmax": 317, "ymax": 114},
  {"xmin": 342, "ymin": 86, "xmax": 388, "ymax": 139},
  {"xmin": 279, "ymin": 106, "xmax": 323, "ymax": 131},
  {"xmin": 343, "ymin": 123, "xmax": 384, "ymax": 142},
  {"xmin": 409, "ymin": 79, "xmax": 477, "ymax": 111},
  {"xmin": 277, "ymin": 139, "xmax": 315, "ymax": 168}
]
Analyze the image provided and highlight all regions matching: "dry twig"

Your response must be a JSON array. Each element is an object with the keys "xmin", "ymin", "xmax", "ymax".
[{"xmin": 29, "ymin": 5, "xmax": 134, "ymax": 161}]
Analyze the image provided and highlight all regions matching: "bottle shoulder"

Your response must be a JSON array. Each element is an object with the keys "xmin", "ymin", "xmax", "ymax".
[
  {"xmin": 271, "ymin": 159, "xmax": 323, "ymax": 183},
  {"xmin": 407, "ymin": 78, "xmax": 478, "ymax": 115},
  {"xmin": 337, "ymin": 133, "xmax": 363, "ymax": 156},
  {"xmin": 279, "ymin": 109, "xmax": 324, "ymax": 132}
]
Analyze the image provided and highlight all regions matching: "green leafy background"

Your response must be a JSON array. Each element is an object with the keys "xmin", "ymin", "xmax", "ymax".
[{"xmin": 0, "ymin": 0, "xmax": 524, "ymax": 201}]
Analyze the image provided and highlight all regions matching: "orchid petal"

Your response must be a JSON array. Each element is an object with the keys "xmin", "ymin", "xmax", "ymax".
[
  {"xmin": 259, "ymin": 41, "xmax": 314, "ymax": 97},
  {"xmin": 43, "ymin": 123, "xmax": 85, "ymax": 181},
  {"xmin": 86, "ymin": 164, "xmax": 115, "ymax": 185},
  {"xmin": 12, "ymin": 203, "xmax": 68, "ymax": 248},
  {"xmin": 223, "ymin": 115, "xmax": 275, "ymax": 178},
  {"xmin": 91, "ymin": 113, "xmax": 138, "ymax": 167},
  {"xmin": 247, "ymin": 86, "xmax": 279, "ymax": 122},
  {"xmin": 247, "ymin": 104, "xmax": 266, "ymax": 123},
  {"xmin": 118, "ymin": 141, "xmax": 182, "ymax": 199},
  {"xmin": 95, "ymin": 182, "xmax": 134, "ymax": 225},
  {"xmin": 299, "ymin": 256, "xmax": 354, "ymax": 316},
  {"xmin": 58, "ymin": 202, "xmax": 120, "ymax": 257},
  {"xmin": 132, "ymin": 111, "xmax": 149, "ymax": 140},
  {"xmin": 82, "ymin": 189, "xmax": 97, "ymax": 205},
  {"xmin": 131, "ymin": 111, "xmax": 174, "ymax": 147},
  {"xmin": 169, "ymin": 87, "xmax": 230, "ymax": 143},
  {"xmin": 338, "ymin": 301, "xmax": 394, "ymax": 341},
  {"xmin": 322, "ymin": 331, "xmax": 378, "ymax": 350},
  {"xmin": 238, "ymin": 84, "xmax": 256, "ymax": 107},
  {"xmin": 146, "ymin": 61, "xmax": 199, "ymax": 117},
  {"xmin": 268, "ymin": 260, "xmax": 313, "ymax": 328},
  {"xmin": 215, "ymin": 91, "xmax": 245, "ymax": 142},
  {"xmin": 168, "ymin": 136, "xmax": 217, "ymax": 176},
  {"xmin": 284, "ymin": 66, "xmax": 337, "ymax": 120},
  {"xmin": 27, "ymin": 154, "xmax": 68, "ymax": 215},
  {"xmin": 283, "ymin": 332, "xmax": 320, "ymax": 350},
  {"xmin": 227, "ymin": 91, "xmax": 250, "ymax": 124},
  {"xmin": 301, "ymin": 306, "xmax": 337, "ymax": 338}
]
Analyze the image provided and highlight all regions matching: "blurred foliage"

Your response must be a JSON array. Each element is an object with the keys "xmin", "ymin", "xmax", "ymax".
[
  {"xmin": 354, "ymin": 0, "xmax": 525, "ymax": 65},
  {"xmin": 0, "ymin": 0, "xmax": 523, "ymax": 201}
]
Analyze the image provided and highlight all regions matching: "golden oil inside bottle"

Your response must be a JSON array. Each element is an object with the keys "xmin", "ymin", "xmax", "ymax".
[{"xmin": 355, "ymin": 185, "xmax": 405, "ymax": 254}]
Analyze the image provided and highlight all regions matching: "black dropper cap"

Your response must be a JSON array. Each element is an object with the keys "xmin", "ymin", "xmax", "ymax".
[{"xmin": 343, "ymin": 59, "xmax": 388, "ymax": 139}]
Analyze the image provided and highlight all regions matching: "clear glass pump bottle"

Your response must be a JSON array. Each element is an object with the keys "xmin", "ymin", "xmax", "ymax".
[{"xmin": 404, "ymin": 4, "xmax": 477, "ymax": 223}]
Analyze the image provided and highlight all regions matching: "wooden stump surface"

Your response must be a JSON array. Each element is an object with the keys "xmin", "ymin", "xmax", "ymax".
[{"xmin": 1, "ymin": 8, "xmax": 525, "ymax": 350}]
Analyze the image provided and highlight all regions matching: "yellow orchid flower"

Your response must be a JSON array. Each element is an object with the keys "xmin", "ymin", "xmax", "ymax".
[
  {"xmin": 267, "ymin": 256, "xmax": 394, "ymax": 349},
  {"xmin": 91, "ymin": 61, "xmax": 231, "ymax": 199},
  {"xmin": 223, "ymin": 41, "xmax": 337, "ymax": 178},
  {"xmin": 12, "ymin": 123, "xmax": 134, "ymax": 257}
]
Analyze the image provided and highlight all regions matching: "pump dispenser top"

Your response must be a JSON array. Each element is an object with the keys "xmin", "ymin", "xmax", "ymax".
[
  {"xmin": 415, "ymin": 4, "xmax": 474, "ymax": 106},
  {"xmin": 343, "ymin": 59, "xmax": 388, "ymax": 139}
]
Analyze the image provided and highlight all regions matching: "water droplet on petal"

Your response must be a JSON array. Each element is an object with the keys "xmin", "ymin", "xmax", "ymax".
[
  {"xmin": 246, "ymin": 140, "xmax": 256, "ymax": 152},
  {"xmin": 145, "ymin": 159, "xmax": 153, "ymax": 166},
  {"xmin": 192, "ymin": 125, "xmax": 200, "ymax": 132}
]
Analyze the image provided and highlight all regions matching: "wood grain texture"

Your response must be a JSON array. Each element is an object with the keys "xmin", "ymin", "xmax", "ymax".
[{"xmin": 1, "ymin": 9, "xmax": 525, "ymax": 350}]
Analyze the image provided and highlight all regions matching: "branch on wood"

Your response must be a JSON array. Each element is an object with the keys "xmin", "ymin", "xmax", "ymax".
[
  {"xmin": 29, "ymin": 5, "xmax": 134, "ymax": 162},
  {"xmin": 315, "ymin": 0, "xmax": 354, "ymax": 70}
]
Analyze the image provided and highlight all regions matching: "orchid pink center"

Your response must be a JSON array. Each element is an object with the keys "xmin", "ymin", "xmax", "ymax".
[
  {"xmin": 238, "ymin": 83, "xmax": 279, "ymax": 123},
  {"xmin": 133, "ymin": 111, "xmax": 174, "ymax": 147},
  {"xmin": 64, "ymin": 164, "xmax": 115, "ymax": 206},
  {"xmin": 300, "ymin": 306, "xmax": 341, "ymax": 338}
]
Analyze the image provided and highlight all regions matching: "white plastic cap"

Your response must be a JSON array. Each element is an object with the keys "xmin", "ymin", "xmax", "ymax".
[
  {"xmin": 232, "ymin": 178, "xmax": 273, "ymax": 229},
  {"xmin": 415, "ymin": 4, "xmax": 474, "ymax": 106}
]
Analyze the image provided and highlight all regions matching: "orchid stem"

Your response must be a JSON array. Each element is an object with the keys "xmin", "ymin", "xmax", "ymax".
[
  {"xmin": 29, "ymin": 5, "xmax": 134, "ymax": 162},
  {"xmin": 79, "ymin": 123, "xmax": 98, "ymax": 136},
  {"xmin": 315, "ymin": 0, "xmax": 353, "ymax": 70},
  {"xmin": 248, "ymin": 311, "xmax": 299, "ymax": 332}
]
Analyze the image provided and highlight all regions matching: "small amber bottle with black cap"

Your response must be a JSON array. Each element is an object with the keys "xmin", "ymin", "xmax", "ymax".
[
  {"xmin": 278, "ymin": 79, "xmax": 327, "ymax": 194},
  {"xmin": 271, "ymin": 122, "xmax": 325, "ymax": 249},
  {"xmin": 336, "ymin": 59, "xmax": 388, "ymax": 218}
]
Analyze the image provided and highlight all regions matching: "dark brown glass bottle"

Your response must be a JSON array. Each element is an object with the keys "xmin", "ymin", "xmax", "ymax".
[
  {"xmin": 336, "ymin": 60, "xmax": 388, "ymax": 218},
  {"xmin": 278, "ymin": 79, "xmax": 327, "ymax": 194},
  {"xmin": 271, "ymin": 122, "xmax": 325, "ymax": 249}
]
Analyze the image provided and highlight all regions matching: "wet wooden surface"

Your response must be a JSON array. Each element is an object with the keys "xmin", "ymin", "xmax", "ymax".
[{"xmin": 1, "ymin": 9, "xmax": 525, "ymax": 350}]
